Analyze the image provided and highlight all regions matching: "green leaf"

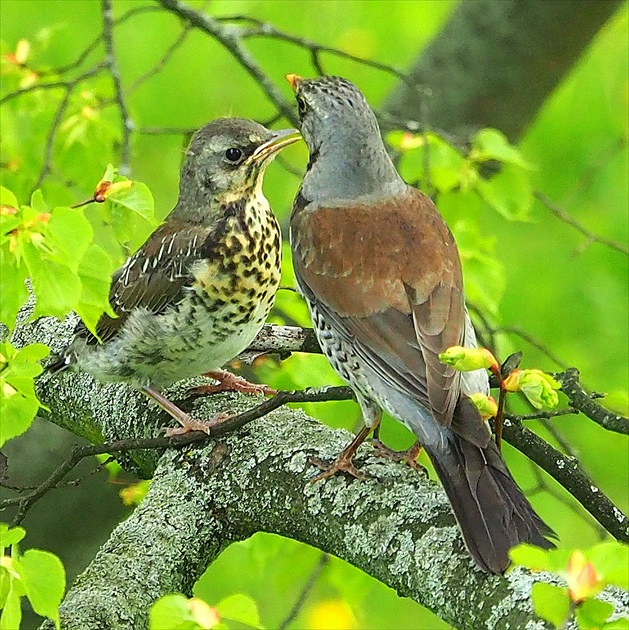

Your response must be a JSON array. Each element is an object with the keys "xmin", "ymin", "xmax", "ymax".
[
  {"xmin": 0, "ymin": 255, "xmax": 28, "ymax": 329},
  {"xmin": 15, "ymin": 343, "xmax": 49, "ymax": 363},
  {"xmin": 108, "ymin": 181, "xmax": 155, "ymax": 222},
  {"xmin": 531, "ymin": 582, "xmax": 571, "ymax": 628},
  {"xmin": 576, "ymin": 598, "xmax": 614, "ymax": 628},
  {"xmin": 28, "ymin": 258, "xmax": 82, "ymax": 319},
  {"xmin": 20, "ymin": 548, "xmax": 66, "ymax": 629},
  {"xmin": 470, "ymin": 128, "xmax": 534, "ymax": 169},
  {"xmin": 76, "ymin": 243, "xmax": 117, "ymax": 335},
  {"xmin": 149, "ymin": 594, "xmax": 215, "ymax": 630},
  {"xmin": 0, "ymin": 584, "xmax": 22, "ymax": 630},
  {"xmin": 101, "ymin": 163, "xmax": 116, "ymax": 182},
  {"xmin": 588, "ymin": 542, "xmax": 629, "ymax": 590},
  {"xmin": 0, "ymin": 341, "xmax": 49, "ymax": 446},
  {"xmin": 0, "ymin": 187, "xmax": 18, "ymax": 210},
  {"xmin": 509, "ymin": 543, "xmax": 554, "ymax": 571},
  {"xmin": 476, "ymin": 164, "xmax": 534, "ymax": 221},
  {"xmin": 29, "ymin": 189, "xmax": 48, "ymax": 213},
  {"xmin": 46, "ymin": 206, "xmax": 93, "ymax": 273},
  {"xmin": 0, "ymin": 524, "xmax": 26, "ymax": 548},
  {"xmin": 602, "ymin": 617, "xmax": 629, "ymax": 629},
  {"xmin": 216, "ymin": 593, "xmax": 261, "ymax": 628},
  {"xmin": 0, "ymin": 389, "xmax": 39, "ymax": 446},
  {"xmin": 450, "ymin": 215, "xmax": 505, "ymax": 317}
]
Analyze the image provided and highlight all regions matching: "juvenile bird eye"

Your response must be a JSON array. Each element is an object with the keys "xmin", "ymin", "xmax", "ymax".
[
  {"xmin": 224, "ymin": 147, "xmax": 243, "ymax": 163},
  {"xmin": 296, "ymin": 96, "xmax": 307, "ymax": 115}
]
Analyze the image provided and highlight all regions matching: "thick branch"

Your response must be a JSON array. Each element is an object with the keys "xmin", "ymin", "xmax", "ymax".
[
  {"xmin": 384, "ymin": 0, "xmax": 625, "ymax": 140},
  {"xmin": 7, "ymin": 314, "xmax": 625, "ymax": 629}
]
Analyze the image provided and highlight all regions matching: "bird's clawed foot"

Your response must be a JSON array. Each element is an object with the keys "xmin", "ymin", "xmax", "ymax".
[
  {"xmin": 371, "ymin": 439, "xmax": 425, "ymax": 473},
  {"xmin": 308, "ymin": 425, "xmax": 373, "ymax": 482},
  {"xmin": 190, "ymin": 369, "xmax": 276, "ymax": 397},
  {"xmin": 309, "ymin": 454, "xmax": 371, "ymax": 482},
  {"xmin": 164, "ymin": 411, "xmax": 233, "ymax": 437}
]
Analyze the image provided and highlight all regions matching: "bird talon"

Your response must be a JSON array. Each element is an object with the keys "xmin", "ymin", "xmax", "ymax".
[
  {"xmin": 371, "ymin": 439, "xmax": 426, "ymax": 473},
  {"xmin": 164, "ymin": 418, "xmax": 212, "ymax": 437},
  {"xmin": 192, "ymin": 370, "xmax": 276, "ymax": 397},
  {"xmin": 308, "ymin": 455, "xmax": 371, "ymax": 482}
]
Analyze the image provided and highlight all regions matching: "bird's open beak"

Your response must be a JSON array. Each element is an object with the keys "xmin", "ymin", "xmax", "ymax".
[
  {"xmin": 285, "ymin": 73, "xmax": 303, "ymax": 93},
  {"xmin": 251, "ymin": 128, "xmax": 301, "ymax": 162}
]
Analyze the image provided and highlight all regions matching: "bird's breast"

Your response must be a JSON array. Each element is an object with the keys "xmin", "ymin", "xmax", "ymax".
[{"xmin": 191, "ymin": 198, "xmax": 282, "ymax": 322}]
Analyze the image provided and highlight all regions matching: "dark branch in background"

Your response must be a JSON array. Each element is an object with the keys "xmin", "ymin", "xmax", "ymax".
[
  {"xmin": 384, "ymin": 0, "xmax": 625, "ymax": 141},
  {"xmin": 126, "ymin": 21, "xmax": 192, "ymax": 94},
  {"xmin": 101, "ymin": 0, "xmax": 133, "ymax": 174},
  {"xmin": 555, "ymin": 369, "xmax": 629, "ymax": 435},
  {"xmin": 215, "ymin": 14, "xmax": 413, "ymax": 87},
  {"xmin": 535, "ymin": 191, "xmax": 629, "ymax": 256},
  {"xmin": 503, "ymin": 417, "xmax": 629, "ymax": 543},
  {"xmin": 278, "ymin": 553, "xmax": 330, "ymax": 630},
  {"xmin": 155, "ymin": 0, "xmax": 298, "ymax": 126}
]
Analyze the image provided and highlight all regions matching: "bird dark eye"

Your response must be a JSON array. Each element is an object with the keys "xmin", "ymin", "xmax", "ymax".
[
  {"xmin": 296, "ymin": 96, "xmax": 307, "ymax": 115},
  {"xmin": 224, "ymin": 147, "xmax": 243, "ymax": 163}
]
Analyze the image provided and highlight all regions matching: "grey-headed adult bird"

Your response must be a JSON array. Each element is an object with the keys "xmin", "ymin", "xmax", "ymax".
[{"xmin": 287, "ymin": 74, "xmax": 552, "ymax": 573}]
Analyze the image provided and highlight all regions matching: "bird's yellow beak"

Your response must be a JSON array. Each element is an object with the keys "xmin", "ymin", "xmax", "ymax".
[
  {"xmin": 285, "ymin": 73, "xmax": 303, "ymax": 92},
  {"xmin": 250, "ymin": 128, "xmax": 301, "ymax": 162}
]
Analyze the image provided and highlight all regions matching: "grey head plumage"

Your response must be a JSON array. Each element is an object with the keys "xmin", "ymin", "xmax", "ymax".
[{"xmin": 288, "ymin": 75, "xmax": 406, "ymax": 204}]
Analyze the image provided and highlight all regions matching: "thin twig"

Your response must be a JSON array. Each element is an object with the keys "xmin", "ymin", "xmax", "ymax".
[
  {"xmin": 278, "ymin": 553, "xmax": 330, "ymax": 630},
  {"xmin": 535, "ymin": 191, "xmax": 628, "ymax": 256},
  {"xmin": 156, "ymin": 0, "xmax": 298, "ymax": 126},
  {"xmin": 2, "ymin": 385, "xmax": 354, "ymax": 525},
  {"xmin": 555, "ymin": 368, "xmax": 629, "ymax": 435},
  {"xmin": 503, "ymin": 415, "xmax": 628, "ymax": 542},
  {"xmin": 102, "ymin": 0, "xmax": 133, "ymax": 175},
  {"xmin": 128, "ymin": 23, "xmax": 193, "ymax": 94},
  {"xmin": 29, "ymin": 63, "xmax": 108, "ymax": 194}
]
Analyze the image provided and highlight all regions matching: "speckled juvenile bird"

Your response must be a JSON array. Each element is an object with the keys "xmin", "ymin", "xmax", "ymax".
[
  {"xmin": 51, "ymin": 118, "xmax": 299, "ymax": 435},
  {"xmin": 286, "ymin": 74, "xmax": 553, "ymax": 573}
]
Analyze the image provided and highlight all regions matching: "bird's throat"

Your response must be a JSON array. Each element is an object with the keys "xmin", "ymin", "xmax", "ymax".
[{"xmin": 301, "ymin": 140, "xmax": 406, "ymax": 206}]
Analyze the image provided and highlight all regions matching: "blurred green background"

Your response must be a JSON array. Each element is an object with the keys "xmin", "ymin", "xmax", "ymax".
[{"xmin": 1, "ymin": 1, "xmax": 627, "ymax": 628}]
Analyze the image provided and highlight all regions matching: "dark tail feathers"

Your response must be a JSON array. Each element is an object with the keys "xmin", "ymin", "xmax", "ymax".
[{"xmin": 425, "ymin": 433, "xmax": 554, "ymax": 573}]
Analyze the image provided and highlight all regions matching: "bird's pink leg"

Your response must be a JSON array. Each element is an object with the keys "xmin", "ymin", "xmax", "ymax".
[
  {"xmin": 142, "ymin": 386, "xmax": 233, "ymax": 437},
  {"xmin": 371, "ymin": 439, "xmax": 425, "ymax": 472}
]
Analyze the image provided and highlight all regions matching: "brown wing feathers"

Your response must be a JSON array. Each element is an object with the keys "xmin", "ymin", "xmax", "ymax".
[
  {"xmin": 77, "ymin": 222, "xmax": 211, "ymax": 344},
  {"xmin": 293, "ymin": 187, "xmax": 465, "ymax": 426}
]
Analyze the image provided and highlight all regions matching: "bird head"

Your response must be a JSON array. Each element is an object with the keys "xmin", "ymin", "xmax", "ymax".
[
  {"xmin": 285, "ymin": 74, "xmax": 381, "ymax": 157},
  {"xmin": 285, "ymin": 74, "xmax": 403, "ymax": 201},
  {"xmin": 177, "ymin": 118, "xmax": 300, "ymax": 217}
]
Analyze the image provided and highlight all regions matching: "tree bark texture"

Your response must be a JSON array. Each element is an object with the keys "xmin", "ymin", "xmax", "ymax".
[{"xmin": 12, "ymin": 314, "xmax": 628, "ymax": 630}]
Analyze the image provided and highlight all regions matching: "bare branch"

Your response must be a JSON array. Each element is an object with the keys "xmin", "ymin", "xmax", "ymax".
[
  {"xmin": 156, "ymin": 0, "xmax": 298, "ymax": 126},
  {"xmin": 29, "ymin": 63, "xmax": 108, "ymax": 193},
  {"xmin": 535, "ymin": 191, "xmax": 629, "ymax": 256},
  {"xmin": 555, "ymin": 368, "xmax": 629, "ymax": 435},
  {"xmin": 502, "ymin": 416, "xmax": 628, "ymax": 543},
  {"xmin": 127, "ymin": 23, "xmax": 193, "ymax": 94},
  {"xmin": 101, "ymin": 0, "xmax": 133, "ymax": 174},
  {"xmin": 278, "ymin": 553, "xmax": 330, "ymax": 630}
]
